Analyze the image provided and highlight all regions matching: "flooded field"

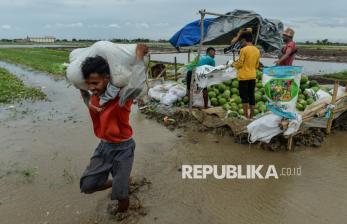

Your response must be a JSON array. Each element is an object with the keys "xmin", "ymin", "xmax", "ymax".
[
  {"xmin": 151, "ymin": 53, "xmax": 347, "ymax": 75},
  {"xmin": 0, "ymin": 61, "xmax": 347, "ymax": 224}
]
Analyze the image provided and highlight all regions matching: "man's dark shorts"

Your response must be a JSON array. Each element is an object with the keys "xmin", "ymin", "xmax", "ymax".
[
  {"xmin": 80, "ymin": 138, "xmax": 135, "ymax": 200},
  {"xmin": 238, "ymin": 79, "xmax": 256, "ymax": 105}
]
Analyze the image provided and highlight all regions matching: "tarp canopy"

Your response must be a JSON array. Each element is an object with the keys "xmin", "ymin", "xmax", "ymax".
[
  {"xmin": 169, "ymin": 9, "xmax": 284, "ymax": 52},
  {"xmin": 169, "ymin": 18, "xmax": 214, "ymax": 49}
]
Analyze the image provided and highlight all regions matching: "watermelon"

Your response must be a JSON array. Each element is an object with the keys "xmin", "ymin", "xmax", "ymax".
[
  {"xmin": 298, "ymin": 94, "xmax": 305, "ymax": 100},
  {"xmin": 230, "ymin": 104, "xmax": 238, "ymax": 111},
  {"xmin": 218, "ymin": 84, "xmax": 226, "ymax": 92},
  {"xmin": 254, "ymin": 109, "xmax": 260, "ymax": 115},
  {"xmin": 214, "ymin": 88, "xmax": 220, "ymax": 95},
  {"xmin": 234, "ymin": 96, "xmax": 242, "ymax": 104},
  {"xmin": 238, "ymin": 103, "xmax": 243, "ymax": 109},
  {"xmin": 309, "ymin": 80, "xmax": 319, "ymax": 87},
  {"xmin": 208, "ymin": 91, "xmax": 216, "ymax": 98},
  {"xmin": 307, "ymin": 98, "xmax": 314, "ymax": 105},
  {"xmin": 228, "ymin": 111, "xmax": 238, "ymax": 118},
  {"xmin": 301, "ymin": 75, "xmax": 308, "ymax": 84},
  {"xmin": 312, "ymin": 86, "xmax": 320, "ymax": 93},
  {"xmin": 256, "ymin": 82, "xmax": 263, "ymax": 88},
  {"xmin": 259, "ymin": 105, "xmax": 267, "ymax": 112},
  {"xmin": 224, "ymin": 80, "xmax": 232, "ymax": 86},
  {"xmin": 218, "ymin": 97, "xmax": 227, "ymax": 105},
  {"xmin": 239, "ymin": 109, "xmax": 244, "ymax": 115},
  {"xmin": 296, "ymin": 103, "xmax": 304, "ymax": 111},
  {"xmin": 231, "ymin": 88, "xmax": 239, "ymax": 94},
  {"xmin": 211, "ymin": 98, "xmax": 218, "ymax": 106},
  {"xmin": 223, "ymin": 103, "xmax": 231, "ymax": 110},
  {"xmin": 299, "ymin": 99, "xmax": 307, "ymax": 108},
  {"xmin": 301, "ymin": 83, "xmax": 308, "ymax": 91},
  {"xmin": 223, "ymin": 90, "xmax": 231, "ymax": 99},
  {"xmin": 255, "ymin": 93, "xmax": 262, "ymax": 102},
  {"xmin": 262, "ymin": 94, "xmax": 268, "ymax": 102},
  {"xmin": 232, "ymin": 80, "xmax": 239, "ymax": 88},
  {"xmin": 256, "ymin": 70, "xmax": 263, "ymax": 80},
  {"xmin": 183, "ymin": 96, "xmax": 189, "ymax": 104}
]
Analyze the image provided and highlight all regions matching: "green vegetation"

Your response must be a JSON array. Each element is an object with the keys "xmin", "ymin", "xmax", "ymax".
[
  {"xmin": 321, "ymin": 71, "xmax": 347, "ymax": 81},
  {"xmin": 0, "ymin": 67, "xmax": 46, "ymax": 104},
  {"xmin": 0, "ymin": 48, "xmax": 69, "ymax": 75}
]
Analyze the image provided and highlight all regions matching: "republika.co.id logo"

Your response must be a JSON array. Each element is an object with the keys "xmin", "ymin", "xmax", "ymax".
[{"xmin": 181, "ymin": 165, "xmax": 302, "ymax": 180}]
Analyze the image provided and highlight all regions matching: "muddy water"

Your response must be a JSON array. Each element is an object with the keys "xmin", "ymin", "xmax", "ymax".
[
  {"xmin": 1, "ymin": 62, "xmax": 347, "ymax": 224},
  {"xmin": 150, "ymin": 53, "xmax": 347, "ymax": 75}
]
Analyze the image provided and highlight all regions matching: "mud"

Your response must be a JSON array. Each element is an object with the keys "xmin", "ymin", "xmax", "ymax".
[
  {"xmin": 140, "ymin": 103, "xmax": 347, "ymax": 151},
  {"xmin": 1, "ymin": 62, "xmax": 347, "ymax": 224}
]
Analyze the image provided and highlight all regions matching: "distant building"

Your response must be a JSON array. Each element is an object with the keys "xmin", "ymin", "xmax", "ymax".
[{"xmin": 27, "ymin": 36, "xmax": 56, "ymax": 43}]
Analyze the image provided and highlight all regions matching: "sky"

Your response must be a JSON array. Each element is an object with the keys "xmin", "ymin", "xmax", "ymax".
[{"xmin": 0, "ymin": 0, "xmax": 347, "ymax": 42}]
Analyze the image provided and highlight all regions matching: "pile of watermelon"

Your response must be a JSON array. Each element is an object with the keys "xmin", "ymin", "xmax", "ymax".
[
  {"xmin": 207, "ymin": 71, "xmax": 267, "ymax": 116},
  {"xmin": 206, "ymin": 71, "xmax": 321, "ymax": 115},
  {"xmin": 296, "ymin": 75, "xmax": 320, "ymax": 111},
  {"xmin": 174, "ymin": 96, "xmax": 189, "ymax": 107}
]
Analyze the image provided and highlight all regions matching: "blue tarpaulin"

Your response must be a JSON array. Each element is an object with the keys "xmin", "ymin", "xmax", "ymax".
[
  {"xmin": 169, "ymin": 10, "xmax": 283, "ymax": 52},
  {"xmin": 169, "ymin": 18, "xmax": 214, "ymax": 49}
]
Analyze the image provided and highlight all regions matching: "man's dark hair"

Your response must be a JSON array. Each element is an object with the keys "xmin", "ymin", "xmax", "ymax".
[
  {"xmin": 239, "ymin": 32, "xmax": 253, "ymax": 43},
  {"xmin": 206, "ymin": 47, "xmax": 216, "ymax": 54},
  {"xmin": 81, "ymin": 56, "xmax": 110, "ymax": 79}
]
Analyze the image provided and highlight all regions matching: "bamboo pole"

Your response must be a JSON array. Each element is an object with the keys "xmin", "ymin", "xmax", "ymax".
[
  {"xmin": 254, "ymin": 22, "xmax": 261, "ymax": 45},
  {"xmin": 188, "ymin": 49, "xmax": 191, "ymax": 63},
  {"xmin": 145, "ymin": 54, "xmax": 151, "ymax": 93},
  {"xmin": 174, "ymin": 56, "xmax": 178, "ymax": 81},
  {"xmin": 189, "ymin": 9, "xmax": 205, "ymax": 113},
  {"xmin": 287, "ymin": 135, "xmax": 293, "ymax": 151},
  {"xmin": 326, "ymin": 80, "xmax": 339, "ymax": 134}
]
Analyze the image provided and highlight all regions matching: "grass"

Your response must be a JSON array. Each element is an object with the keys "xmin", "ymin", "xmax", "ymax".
[
  {"xmin": 298, "ymin": 44, "xmax": 347, "ymax": 50},
  {"xmin": 0, "ymin": 48, "xmax": 69, "ymax": 75},
  {"xmin": 0, "ymin": 67, "xmax": 46, "ymax": 104},
  {"xmin": 321, "ymin": 71, "xmax": 347, "ymax": 81}
]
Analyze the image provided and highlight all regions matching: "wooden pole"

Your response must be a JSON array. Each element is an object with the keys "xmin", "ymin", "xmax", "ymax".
[
  {"xmin": 326, "ymin": 80, "xmax": 339, "ymax": 134},
  {"xmin": 254, "ymin": 22, "xmax": 261, "ymax": 45},
  {"xmin": 189, "ymin": 9, "xmax": 205, "ymax": 113},
  {"xmin": 145, "ymin": 54, "xmax": 151, "ymax": 93},
  {"xmin": 188, "ymin": 49, "xmax": 191, "ymax": 63},
  {"xmin": 287, "ymin": 135, "xmax": 293, "ymax": 151},
  {"xmin": 174, "ymin": 56, "xmax": 178, "ymax": 81}
]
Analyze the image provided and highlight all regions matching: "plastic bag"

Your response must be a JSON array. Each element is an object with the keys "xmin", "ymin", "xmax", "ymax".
[
  {"xmin": 262, "ymin": 66, "xmax": 302, "ymax": 117},
  {"xmin": 247, "ymin": 114, "xmax": 282, "ymax": 143},
  {"xmin": 168, "ymin": 85, "xmax": 186, "ymax": 98},
  {"xmin": 192, "ymin": 87, "xmax": 210, "ymax": 108},
  {"xmin": 195, "ymin": 65, "xmax": 237, "ymax": 88},
  {"xmin": 148, "ymin": 83, "xmax": 186, "ymax": 106},
  {"xmin": 161, "ymin": 93, "xmax": 179, "ymax": 106}
]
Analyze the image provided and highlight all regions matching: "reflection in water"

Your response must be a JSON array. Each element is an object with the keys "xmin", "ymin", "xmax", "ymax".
[{"xmin": 151, "ymin": 53, "xmax": 347, "ymax": 75}]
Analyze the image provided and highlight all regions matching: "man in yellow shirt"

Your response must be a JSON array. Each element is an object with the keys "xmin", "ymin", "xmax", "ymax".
[{"xmin": 232, "ymin": 32, "xmax": 260, "ymax": 118}]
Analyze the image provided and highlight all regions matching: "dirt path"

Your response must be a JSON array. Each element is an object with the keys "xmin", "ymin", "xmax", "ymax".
[{"xmin": 1, "ymin": 62, "xmax": 347, "ymax": 224}]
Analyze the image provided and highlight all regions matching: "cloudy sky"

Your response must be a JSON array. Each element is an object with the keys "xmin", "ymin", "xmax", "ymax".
[{"xmin": 0, "ymin": 0, "xmax": 347, "ymax": 42}]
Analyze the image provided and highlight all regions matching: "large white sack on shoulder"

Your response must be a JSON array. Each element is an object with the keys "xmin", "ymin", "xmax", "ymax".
[
  {"xmin": 89, "ymin": 41, "xmax": 137, "ymax": 87},
  {"xmin": 66, "ymin": 59, "xmax": 88, "ymax": 90},
  {"xmin": 67, "ymin": 41, "xmax": 146, "ymax": 90},
  {"xmin": 69, "ymin": 47, "xmax": 91, "ymax": 62}
]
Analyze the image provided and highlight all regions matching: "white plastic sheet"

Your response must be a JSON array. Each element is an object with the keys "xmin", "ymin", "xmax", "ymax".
[{"xmin": 195, "ymin": 65, "xmax": 237, "ymax": 88}]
